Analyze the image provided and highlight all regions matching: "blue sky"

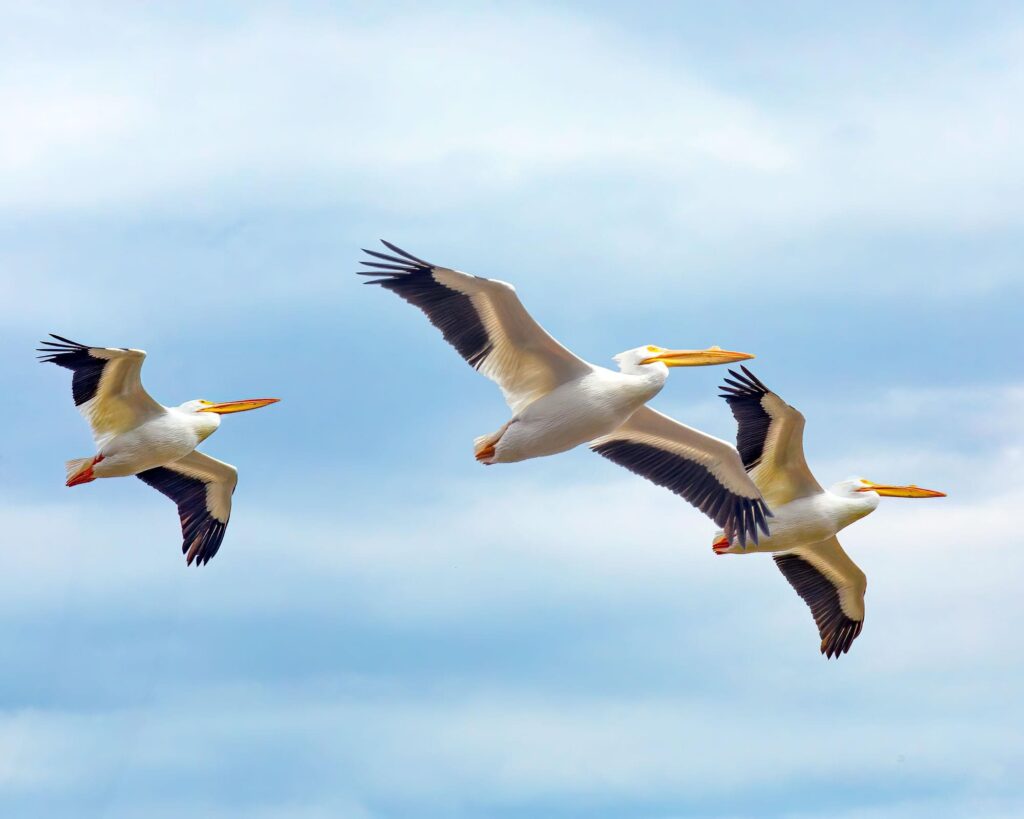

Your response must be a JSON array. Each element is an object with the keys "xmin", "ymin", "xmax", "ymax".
[{"xmin": 2, "ymin": 1, "xmax": 1023, "ymax": 817}]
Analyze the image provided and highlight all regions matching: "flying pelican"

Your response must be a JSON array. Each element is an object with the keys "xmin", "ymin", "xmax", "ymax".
[
  {"xmin": 359, "ymin": 241, "xmax": 770, "ymax": 546},
  {"xmin": 38, "ymin": 335, "xmax": 278, "ymax": 566},
  {"xmin": 713, "ymin": 366, "xmax": 945, "ymax": 657}
]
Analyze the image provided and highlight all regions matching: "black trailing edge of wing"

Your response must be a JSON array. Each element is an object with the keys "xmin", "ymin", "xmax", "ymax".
[
  {"xmin": 774, "ymin": 553, "xmax": 864, "ymax": 658},
  {"xmin": 357, "ymin": 240, "xmax": 494, "ymax": 370},
  {"xmin": 137, "ymin": 466, "xmax": 228, "ymax": 566},
  {"xmin": 719, "ymin": 365, "xmax": 773, "ymax": 470},
  {"xmin": 591, "ymin": 439, "xmax": 770, "ymax": 547},
  {"xmin": 37, "ymin": 334, "xmax": 105, "ymax": 406}
]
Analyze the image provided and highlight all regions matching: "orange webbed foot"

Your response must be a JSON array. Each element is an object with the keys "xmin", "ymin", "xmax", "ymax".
[{"xmin": 712, "ymin": 536, "xmax": 731, "ymax": 555}]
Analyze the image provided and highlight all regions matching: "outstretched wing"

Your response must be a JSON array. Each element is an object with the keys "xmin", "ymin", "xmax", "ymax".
[
  {"xmin": 590, "ymin": 406, "xmax": 770, "ymax": 547},
  {"xmin": 38, "ymin": 334, "xmax": 164, "ymax": 445},
  {"xmin": 774, "ymin": 536, "xmax": 867, "ymax": 658},
  {"xmin": 137, "ymin": 451, "xmax": 238, "ymax": 566},
  {"xmin": 359, "ymin": 241, "xmax": 592, "ymax": 415},
  {"xmin": 719, "ymin": 366, "xmax": 822, "ymax": 507}
]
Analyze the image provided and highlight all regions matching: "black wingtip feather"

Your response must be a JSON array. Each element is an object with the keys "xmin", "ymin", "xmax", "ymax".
[
  {"xmin": 361, "ymin": 247, "xmax": 417, "ymax": 267},
  {"xmin": 775, "ymin": 553, "xmax": 864, "ymax": 659},
  {"xmin": 719, "ymin": 366, "xmax": 774, "ymax": 470},
  {"xmin": 37, "ymin": 336, "xmax": 106, "ymax": 405},
  {"xmin": 137, "ymin": 467, "xmax": 230, "ymax": 567},
  {"xmin": 46, "ymin": 333, "xmax": 89, "ymax": 348},
  {"xmin": 380, "ymin": 239, "xmax": 431, "ymax": 266},
  {"xmin": 359, "ymin": 260, "xmax": 413, "ymax": 271},
  {"xmin": 591, "ymin": 439, "xmax": 770, "ymax": 548},
  {"xmin": 357, "ymin": 242, "xmax": 494, "ymax": 372}
]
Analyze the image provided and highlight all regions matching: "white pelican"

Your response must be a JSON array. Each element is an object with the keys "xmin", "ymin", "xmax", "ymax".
[
  {"xmin": 360, "ymin": 241, "xmax": 770, "ymax": 546},
  {"xmin": 38, "ymin": 335, "xmax": 278, "ymax": 565},
  {"xmin": 713, "ymin": 366, "xmax": 945, "ymax": 657}
]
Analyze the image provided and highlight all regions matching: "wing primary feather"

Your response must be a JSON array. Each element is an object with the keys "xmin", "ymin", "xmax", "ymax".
[
  {"xmin": 738, "ymin": 364, "xmax": 770, "ymax": 391},
  {"xmin": 360, "ymin": 248, "xmax": 494, "ymax": 371},
  {"xmin": 380, "ymin": 239, "xmax": 432, "ymax": 266},
  {"xmin": 358, "ymin": 260, "xmax": 413, "ymax": 271},
  {"xmin": 590, "ymin": 437, "xmax": 768, "ymax": 549},
  {"xmin": 358, "ymin": 240, "xmax": 595, "ymax": 415},
  {"xmin": 46, "ymin": 333, "xmax": 90, "ymax": 348},
  {"xmin": 774, "ymin": 550, "xmax": 864, "ymax": 659},
  {"xmin": 37, "ymin": 337, "xmax": 107, "ymax": 405},
  {"xmin": 361, "ymin": 248, "xmax": 420, "ymax": 266},
  {"xmin": 719, "ymin": 369, "xmax": 773, "ymax": 470},
  {"xmin": 722, "ymin": 377, "xmax": 747, "ymax": 390},
  {"xmin": 137, "ymin": 462, "xmax": 233, "ymax": 566}
]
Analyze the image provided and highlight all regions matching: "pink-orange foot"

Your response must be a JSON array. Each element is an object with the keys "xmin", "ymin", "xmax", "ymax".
[
  {"xmin": 67, "ymin": 454, "xmax": 104, "ymax": 487},
  {"xmin": 475, "ymin": 443, "xmax": 496, "ymax": 464},
  {"xmin": 712, "ymin": 536, "xmax": 731, "ymax": 555}
]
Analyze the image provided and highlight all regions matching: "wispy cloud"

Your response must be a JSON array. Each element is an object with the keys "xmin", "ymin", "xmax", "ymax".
[
  {"xmin": 2, "ymin": 4, "xmax": 1022, "ymax": 817},
  {"xmin": 6, "ymin": 376, "xmax": 1022, "ymax": 817},
  {"xmin": 2, "ymin": 4, "xmax": 1023, "ymax": 241}
]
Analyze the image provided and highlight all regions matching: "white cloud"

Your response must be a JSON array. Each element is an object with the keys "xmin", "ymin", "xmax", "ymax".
[
  {"xmin": 2, "ymin": 433, "xmax": 1021, "ymax": 656},
  {"xmin": 1, "ymin": 4, "xmax": 1022, "ymax": 241},
  {"xmin": 2, "ymin": 677, "xmax": 1021, "ymax": 813},
  {"xmin": 0, "ymin": 707, "xmax": 132, "ymax": 790},
  {"xmin": 0, "ymin": 8, "xmax": 789, "ymax": 212},
  {"xmin": 1, "ymin": 4, "xmax": 1020, "ymax": 336},
  {"xmin": 2, "ymin": 378, "xmax": 1022, "ymax": 814},
  {"xmin": 4, "ymin": 379, "xmax": 1019, "ymax": 674}
]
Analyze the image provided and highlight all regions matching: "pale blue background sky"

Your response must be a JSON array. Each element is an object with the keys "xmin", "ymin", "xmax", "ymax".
[{"xmin": 2, "ymin": 2, "xmax": 1023, "ymax": 817}]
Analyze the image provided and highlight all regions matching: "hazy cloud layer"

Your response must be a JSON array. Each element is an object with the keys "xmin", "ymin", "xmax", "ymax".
[{"xmin": 2, "ymin": 2, "xmax": 1023, "ymax": 817}]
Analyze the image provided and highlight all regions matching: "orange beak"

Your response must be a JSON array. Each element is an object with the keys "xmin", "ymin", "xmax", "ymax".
[
  {"xmin": 640, "ymin": 346, "xmax": 755, "ymax": 367},
  {"xmin": 857, "ymin": 480, "xmax": 946, "ymax": 499},
  {"xmin": 199, "ymin": 398, "xmax": 280, "ymax": 414}
]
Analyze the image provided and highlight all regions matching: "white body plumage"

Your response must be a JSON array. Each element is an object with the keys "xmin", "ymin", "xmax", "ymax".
[
  {"xmin": 714, "ymin": 480, "xmax": 880, "ymax": 555},
  {"xmin": 91, "ymin": 405, "xmax": 221, "ymax": 478},
  {"xmin": 482, "ymin": 362, "xmax": 667, "ymax": 463}
]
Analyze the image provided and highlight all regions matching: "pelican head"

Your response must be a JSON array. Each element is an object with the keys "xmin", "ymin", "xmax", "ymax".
[
  {"xmin": 178, "ymin": 397, "xmax": 276, "ymax": 421},
  {"xmin": 177, "ymin": 398, "xmax": 279, "ymax": 440},
  {"xmin": 614, "ymin": 345, "xmax": 754, "ymax": 373}
]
